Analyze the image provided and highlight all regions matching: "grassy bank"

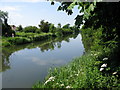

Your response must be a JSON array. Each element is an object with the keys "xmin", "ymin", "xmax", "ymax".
[
  {"xmin": 32, "ymin": 50, "xmax": 120, "ymax": 89},
  {"xmin": 2, "ymin": 27, "xmax": 75, "ymax": 47},
  {"xmin": 32, "ymin": 27, "xmax": 120, "ymax": 89},
  {"xmin": 2, "ymin": 32, "xmax": 54, "ymax": 47}
]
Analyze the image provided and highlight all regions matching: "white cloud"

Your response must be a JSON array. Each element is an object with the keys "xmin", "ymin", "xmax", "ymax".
[
  {"xmin": 0, "ymin": 6, "xmax": 22, "ymax": 12},
  {"xmin": 0, "ymin": 6, "xmax": 17, "ymax": 11},
  {"xmin": 31, "ymin": 57, "xmax": 65, "ymax": 66},
  {"xmin": 0, "ymin": 0, "xmax": 47, "ymax": 3}
]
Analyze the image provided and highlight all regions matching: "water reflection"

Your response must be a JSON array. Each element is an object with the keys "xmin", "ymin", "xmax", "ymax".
[
  {"xmin": 2, "ymin": 33, "xmax": 84, "ymax": 88},
  {"xmin": 2, "ymin": 33, "xmax": 78, "ymax": 72}
]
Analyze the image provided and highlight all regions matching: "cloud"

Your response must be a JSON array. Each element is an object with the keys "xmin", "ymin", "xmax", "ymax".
[
  {"xmin": 31, "ymin": 57, "xmax": 65, "ymax": 66},
  {"xmin": 0, "ymin": 6, "xmax": 17, "ymax": 12},
  {"xmin": 0, "ymin": 0, "xmax": 47, "ymax": 3},
  {"xmin": 0, "ymin": 6, "xmax": 22, "ymax": 12}
]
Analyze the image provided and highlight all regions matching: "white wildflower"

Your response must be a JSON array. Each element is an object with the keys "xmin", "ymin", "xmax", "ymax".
[
  {"xmin": 113, "ymin": 72, "xmax": 117, "ymax": 75},
  {"xmin": 101, "ymin": 64, "xmax": 107, "ymax": 68},
  {"xmin": 60, "ymin": 84, "xmax": 64, "ymax": 86},
  {"xmin": 44, "ymin": 80, "xmax": 51, "ymax": 85},
  {"xmin": 49, "ymin": 76, "xmax": 55, "ymax": 81},
  {"xmin": 66, "ymin": 86, "xmax": 71, "ymax": 88},
  {"xmin": 44, "ymin": 76, "xmax": 55, "ymax": 85},
  {"xmin": 103, "ymin": 58, "xmax": 108, "ymax": 61},
  {"xmin": 100, "ymin": 68, "xmax": 104, "ymax": 71}
]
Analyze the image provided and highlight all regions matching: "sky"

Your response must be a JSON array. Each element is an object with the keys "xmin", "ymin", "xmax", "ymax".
[{"xmin": 0, "ymin": 0, "xmax": 80, "ymax": 27}]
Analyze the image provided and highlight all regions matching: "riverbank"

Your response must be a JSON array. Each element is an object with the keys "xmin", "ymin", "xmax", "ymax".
[
  {"xmin": 32, "ymin": 27, "xmax": 120, "ymax": 89},
  {"xmin": 2, "ymin": 29, "xmax": 74, "ymax": 47}
]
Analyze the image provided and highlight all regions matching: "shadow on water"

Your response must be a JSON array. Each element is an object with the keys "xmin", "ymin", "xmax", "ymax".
[{"xmin": 1, "ymin": 33, "xmax": 79, "ymax": 72}]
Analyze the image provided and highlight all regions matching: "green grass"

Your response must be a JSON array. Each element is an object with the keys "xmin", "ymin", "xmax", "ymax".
[{"xmin": 2, "ymin": 32, "xmax": 53, "ymax": 47}]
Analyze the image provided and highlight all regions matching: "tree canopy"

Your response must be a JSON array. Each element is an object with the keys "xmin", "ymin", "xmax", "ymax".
[{"xmin": 51, "ymin": 1, "xmax": 120, "ymax": 42}]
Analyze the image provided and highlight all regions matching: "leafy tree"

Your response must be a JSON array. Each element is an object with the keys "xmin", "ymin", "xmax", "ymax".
[
  {"xmin": 51, "ymin": 1, "xmax": 120, "ymax": 41},
  {"xmin": 38, "ymin": 20, "xmax": 51, "ymax": 33},
  {"xmin": 49, "ymin": 24, "xmax": 56, "ymax": 34},
  {"xmin": 0, "ymin": 10, "xmax": 8, "ymax": 23},
  {"xmin": 17, "ymin": 25, "xmax": 23, "ymax": 32},
  {"xmin": 62, "ymin": 24, "xmax": 70, "ymax": 29},
  {"xmin": 23, "ymin": 26, "xmax": 38, "ymax": 33},
  {"xmin": 0, "ymin": 10, "xmax": 14, "ymax": 37}
]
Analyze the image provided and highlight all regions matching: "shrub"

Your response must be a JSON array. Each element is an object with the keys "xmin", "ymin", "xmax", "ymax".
[
  {"xmin": 7, "ymin": 37, "xmax": 31, "ymax": 45},
  {"xmin": 23, "ymin": 26, "xmax": 38, "ymax": 33}
]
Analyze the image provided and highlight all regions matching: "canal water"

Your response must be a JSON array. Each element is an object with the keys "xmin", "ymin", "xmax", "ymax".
[{"xmin": 1, "ymin": 34, "xmax": 84, "ymax": 88}]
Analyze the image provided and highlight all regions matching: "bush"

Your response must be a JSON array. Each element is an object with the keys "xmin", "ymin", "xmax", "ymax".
[
  {"xmin": 23, "ymin": 26, "xmax": 38, "ymax": 33},
  {"xmin": 7, "ymin": 37, "xmax": 31, "ymax": 45},
  {"xmin": 33, "ymin": 33, "xmax": 53, "ymax": 41}
]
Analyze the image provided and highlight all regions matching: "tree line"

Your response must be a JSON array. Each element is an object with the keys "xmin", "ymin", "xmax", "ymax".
[{"xmin": 0, "ymin": 10, "xmax": 79, "ymax": 37}]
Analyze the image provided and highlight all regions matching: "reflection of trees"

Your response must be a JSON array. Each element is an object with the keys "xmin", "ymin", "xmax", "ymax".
[{"xmin": 2, "ymin": 33, "xmax": 79, "ymax": 72}]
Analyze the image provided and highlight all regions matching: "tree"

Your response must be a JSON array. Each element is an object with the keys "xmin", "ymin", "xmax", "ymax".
[
  {"xmin": 23, "ymin": 26, "xmax": 38, "ymax": 33},
  {"xmin": 49, "ymin": 24, "xmax": 56, "ymax": 34},
  {"xmin": 17, "ymin": 25, "xmax": 23, "ymax": 32},
  {"xmin": 0, "ymin": 10, "xmax": 8, "ymax": 23},
  {"xmin": 62, "ymin": 24, "xmax": 70, "ymax": 29},
  {"xmin": 0, "ymin": 10, "xmax": 14, "ymax": 37},
  {"xmin": 38, "ymin": 20, "xmax": 51, "ymax": 33},
  {"xmin": 51, "ymin": 1, "xmax": 120, "ymax": 41}
]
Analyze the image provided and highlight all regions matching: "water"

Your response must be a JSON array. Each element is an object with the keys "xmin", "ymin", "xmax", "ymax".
[{"xmin": 1, "ymin": 34, "xmax": 84, "ymax": 88}]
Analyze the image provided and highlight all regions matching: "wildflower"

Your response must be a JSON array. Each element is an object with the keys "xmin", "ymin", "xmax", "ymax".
[
  {"xmin": 100, "ymin": 68, "xmax": 104, "ymax": 71},
  {"xmin": 44, "ymin": 76, "xmax": 55, "ymax": 85},
  {"xmin": 60, "ymin": 84, "xmax": 64, "ymax": 86},
  {"xmin": 103, "ymin": 58, "xmax": 108, "ymax": 61},
  {"xmin": 49, "ymin": 76, "xmax": 55, "ymax": 81},
  {"xmin": 44, "ymin": 79, "xmax": 51, "ymax": 85},
  {"xmin": 101, "ymin": 64, "xmax": 107, "ymax": 68},
  {"xmin": 113, "ymin": 72, "xmax": 117, "ymax": 75},
  {"xmin": 66, "ymin": 86, "xmax": 71, "ymax": 88}
]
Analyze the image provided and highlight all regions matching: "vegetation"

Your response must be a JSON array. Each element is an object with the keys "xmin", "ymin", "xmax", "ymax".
[
  {"xmin": 1, "ymin": 10, "xmax": 79, "ymax": 47},
  {"xmin": 33, "ymin": 50, "xmax": 120, "ymax": 89},
  {"xmin": 2, "ymin": 33, "xmax": 78, "ymax": 72},
  {"xmin": 1, "ymin": 0, "xmax": 120, "ymax": 89},
  {"xmin": 33, "ymin": 1, "xmax": 120, "ymax": 89}
]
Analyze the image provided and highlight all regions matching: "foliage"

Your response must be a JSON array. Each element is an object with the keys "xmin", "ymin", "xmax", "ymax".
[
  {"xmin": 33, "ymin": 49, "xmax": 120, "ymax": 89},
  {"xmin": 52, "ymin": 1, "xmax": 120, "ymax": 42},
  {"xmin": 0, "ymin": 10, "xmax": 8, "ymax": 22},
  {"xmin": 49, "ymin": 24, "xmax": 56, "ymax": 34},
  {"xmin": 23, "ymin": 26, "xmax": 38, "ymax": 33},
  {"xmin": 2, "ymin": 32, "xmax": 54, "ymax": 47},
  {"xmin": 32, "ymin": 26, "xmax": 120, "ymax": 88},
  {"xmin": 62, "ymin": 24, "xmax": 70, "ymax": 29},
  {"xmin": 17, "ymin": 25, "xmax": 23, "ymax": 31},
  {"xmin": 7, "ymin": 37, "xmax": 31, "ymax": 45},
  {"xmin": 38, "ymin": 20, "xmax": 51, "ymax": 33},
  {"xmin": 0, "ymin": 10, "xmax": 15, "ymax": 37}
]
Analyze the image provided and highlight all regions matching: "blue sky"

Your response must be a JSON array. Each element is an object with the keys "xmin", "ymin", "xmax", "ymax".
[{"xmin": 0, "ymin": 0, "xmax": 80, "ymax": 27}]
